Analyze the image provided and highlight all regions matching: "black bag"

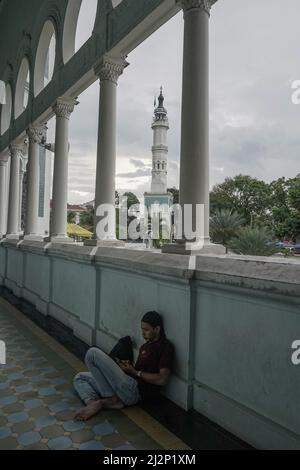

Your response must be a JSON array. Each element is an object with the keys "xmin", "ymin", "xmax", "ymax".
[{"xmin": 109, "ymin": 336, "xmax": 133, "ymax": 364}]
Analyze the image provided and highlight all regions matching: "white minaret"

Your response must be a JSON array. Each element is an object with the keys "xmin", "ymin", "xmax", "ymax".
[{"xmin": 151, "ymin": 87, "xmax": 169, "ymax": 194}]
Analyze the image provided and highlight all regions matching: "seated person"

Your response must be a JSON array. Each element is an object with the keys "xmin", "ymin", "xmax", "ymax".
[{"xmin": 74, "ymin": 311, "xmax": 174, "ymax": 421}]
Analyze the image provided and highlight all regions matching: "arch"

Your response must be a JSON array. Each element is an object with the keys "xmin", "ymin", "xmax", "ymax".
[
  {"xmin": 62, "ymin": 0, "xmax": 98, "ymax": 64},
  {"xmin": 34, "ymin": 20, "xmax": 56, "ymax": 97},
  {"xmin": 112, "ymin": 0, "xmax": 124, "ymax": 7},
  {"xmin": 0, "ymin": 83, "xmax": 12, "ymax": 135},
  {"xmin": 14, "ymin": 57, "xmax": 30, "ymax": 119}
]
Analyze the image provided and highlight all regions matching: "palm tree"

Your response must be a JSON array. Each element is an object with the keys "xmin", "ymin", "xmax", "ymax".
[
  {"xmin": 210, "ymin": 209, "xmax": 245, "ymax": 252},
  {"xmin": 228, "ymin": 226, "xmax": 276, "ymax": 256}
]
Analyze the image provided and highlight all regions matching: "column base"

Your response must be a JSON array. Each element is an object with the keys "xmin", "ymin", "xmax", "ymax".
[
  {"xmin": 162, "ymin": 240, "xmax": 226, "ymax": 256},
  {"xmin": 46, "ymin": 235, "xmax": 75, "ymax": 244},
  {"xmin": 84, "ymin": 238, "xmax": 125, "ymax": 248},
  {"xmin": 1, "ymin": 234, "xmax": 23, "ymax": 246},
  {"xmin": 5, "ymin": 234, "xmax": 23, "ymax": 241},
  {"xmin": 23, "ymin": 234, "xmax": 48, "ymax": 242}
]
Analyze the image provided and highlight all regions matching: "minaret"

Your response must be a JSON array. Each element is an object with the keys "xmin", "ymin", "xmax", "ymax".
[
  {"xmin": 144, "ymin": 87, "xmax": 174, "ymax": 246},
  {"xmin": 151, "ymin": 87, "xmax": 169, "ymax": 193}
]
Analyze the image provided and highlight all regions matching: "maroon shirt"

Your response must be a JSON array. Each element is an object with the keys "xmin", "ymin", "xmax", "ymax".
[{"xmin": 134, "ymin": 337, "xmax": 174, "ymax": 402}]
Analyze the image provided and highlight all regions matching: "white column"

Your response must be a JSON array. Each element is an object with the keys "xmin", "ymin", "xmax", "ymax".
[
  {"xmin": 50, "ymin": 98, "xmax": 76, "ymax": 243},
  {"xmin": 18, "ymin": 156, "xmax": 27, "ymax": 233},
  {"xmin": 0, "ymin": 158, "xmax": 8, "ymax": 237},
  {"xmin": 87, "ymin": 56, "xmax": 127, "ymax": 246},
  {"xmin": 7, "ymin": 144, "xmax": 23, "ymax": 238},
  {"xmin": 24, "ymin": 124, "xmax": 47, "ymax": 239},
  {"xmin": 163, "ymin": 0, "xmax": 224, "ymax": 255}
]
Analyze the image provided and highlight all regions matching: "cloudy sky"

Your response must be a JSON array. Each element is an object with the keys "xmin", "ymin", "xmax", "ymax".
[{"xmin": 62, "ymin": 0, "xmax": 300, "ymax": 203}]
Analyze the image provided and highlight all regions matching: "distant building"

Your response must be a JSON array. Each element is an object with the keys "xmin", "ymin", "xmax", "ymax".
[
  {"xmin": 144, "ymin": 87, "xmax": 173, "ymax": 211},
  {"xmin": 67, "ymin": 204, "xmax": 87, "ymax": 225}
]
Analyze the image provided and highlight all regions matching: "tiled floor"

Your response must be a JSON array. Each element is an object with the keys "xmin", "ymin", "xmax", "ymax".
[{"xmin": 0, "ymin": 297, "xmax": 187, "ymax": 451}]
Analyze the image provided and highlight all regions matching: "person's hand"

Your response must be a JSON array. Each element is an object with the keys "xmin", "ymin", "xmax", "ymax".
[{"xmin": 120, "ymin": 361, "xmax": 137, "ymax": 376}]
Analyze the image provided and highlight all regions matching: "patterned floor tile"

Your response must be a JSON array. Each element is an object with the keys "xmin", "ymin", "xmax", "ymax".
[
  {"xmin": 79, "ymin": 440, "xmax": 105, "ymax": 450},
  {"xmin": 48, "ymin": 401, "xmax": 70, "ymax": 413},
  {"xmin": 11, "ymin": 420, "xmax": 35, "ymax": 434},
  {"xmin": 24, "ymin": 399, "xmax": 44, "ymax": 409},
  {"xmin": 3, "ymin": 403, "xmax": 24, "ymax": 414},
  {"xmin": 38, "ymin": 387, "xmax": 57, "ymax": 397},
  {"xmin": 15, "ymin": 385, "xmax": 33, "ymax": 394},
  {"xmin": 0, "ymin": 437, "xmax": 18, "ymax": 450},
  {"xmin": 7, "ymin": 412, "xmax": 29, "ymax": 423},
  {"xmin": 35, "ymin": 415, "xmax": 57, "ymax": 429},
  {"xmin": 48, "ymin": 436, "xmax": 72, "ymax": 450},
  {"xmin": 92, "ymin": 421, "xmax": 116, "ymax": 436},
  {"xmin": 0, "ymin": 301, "xmax": 165, "ymax": 451},
  {"xmin": 62, "ymin": 420, "xmax": 85, "ymax": 432},
  {"xmin": 70, "ymin": 429, "xmax": 95, "ymax": 444},
  {"xmin": 0, "ymin": 427, "xmax": 11, "ymax": 439},
  {"xmin": 40, "ymin": 424, "xmax": 65, "ymax": 439},
  {"xmin": 17, "ymin": 431, "xmax": 41, "ymax": 446},
  {"xmin": 0, "ymin": 396, "xmax": 18, "ymax": 406}
]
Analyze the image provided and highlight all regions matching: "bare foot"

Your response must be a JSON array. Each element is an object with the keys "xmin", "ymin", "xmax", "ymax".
[
  {"xmin": 102, "ymin": 396, "xmax": 124, "ymax": 410},
  {"xmin": 74, "ymin": 399, "xmax": 103, "ymax": 421}
]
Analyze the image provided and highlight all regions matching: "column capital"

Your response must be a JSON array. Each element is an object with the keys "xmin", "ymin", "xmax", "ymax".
[
  {"xmin": 94, "ymin": 55, "xmax": 128, "ymax": 85},
  {"xmin": 0, "ymin": 150, "xmax": 9, "ymax": 164},
  {"xmin": 9, "ymin": 143, "xmax": 24, "ymax": 157},
  {"xmin": 27, "ymin": 123, "xmax": 47, "ymax": 144},
  {"xmin": 53, "ymin": 98, "xmax": 77, "ymax": 120},
  {"xmin": 178, "ymin": 0, "xmax": 218, "ymax": 15}
]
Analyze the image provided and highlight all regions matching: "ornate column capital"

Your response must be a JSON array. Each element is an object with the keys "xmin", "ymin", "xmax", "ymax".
[
  {"xmin": 27, "ymin": 123, "xmax": 47, "ymax": 144},
  {"xmin": 0, "ymin": 150, "xmax": 9, "ymax": 164},
  {"xmin": 178, "ymin": 0, "xmax": 218, "ymax": 16},
  {"xmin": 9, "ymin": 143, "xmax": 24, "ymax": 157},
  {"xmin": 53, "ymin": 98, "xmax": 77, "ymax": 120},
  {"xmin": 94, "ymin": 55, "xmax": 128, "ymax": 85}
]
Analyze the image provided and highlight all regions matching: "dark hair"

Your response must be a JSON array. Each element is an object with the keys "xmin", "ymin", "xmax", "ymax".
[{"xmin": 141, "ymin": 311, "xmax": 166, "ymax": 339}]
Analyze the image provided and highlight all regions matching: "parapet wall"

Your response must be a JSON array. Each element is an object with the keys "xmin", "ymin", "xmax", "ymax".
[{"xmin": 0, "ymin": 239, "xmax": 300, "ymax": 449}]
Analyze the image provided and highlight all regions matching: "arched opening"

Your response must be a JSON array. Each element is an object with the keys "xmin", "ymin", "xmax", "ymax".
[
  {"xmin": 34, "ymin": 20, "xmax": 56, "ymax": 97},
  {"xmin": 0, "ymin": 83, "xmax": 12, "ymax": 135},
  {"xmin": 62, "ymin": 0, "xmax": 98, "ymax": 64},
  {"xmin": 112, "ymin": 0, "xmax": 124, "ymax": 7},
  {"xmin": 15, "ymin": 58, "xmax": 30, "ymax": 119}
]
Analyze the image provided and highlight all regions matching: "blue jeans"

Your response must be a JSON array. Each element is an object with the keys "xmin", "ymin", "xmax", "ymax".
[{"xmin": 73, "ymin": 347, "xmax": 140, "ymax": 407}]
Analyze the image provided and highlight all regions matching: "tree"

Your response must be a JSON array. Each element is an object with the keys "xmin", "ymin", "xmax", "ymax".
[
  {"xmin": 269, "ymin": 176, "xmax": 300, "ymax": 241},
  {"xmin": 120, "ymin": 192, "xmax": 140, "ymax": 240},
  {"xmin": 228, "ymin": 226, "xmax": 276, "ymax": 256},
  {"xmin": 67, "ymin": 211, "xmax": 76, "ymax": 224},
  {"xmin": 122, "ymin": 192, "xmax": 140, "ymax": 209},
  {"xmin": 167, "ymin": 187, "xmax": 179, "ymax": 204},
  {"xmin": 210, "ymin": 209, "xmax": 245, "ymax": 252},
  {"xmin": 80, "ymin": 205, "xmax": 94, "ymax": 232},
  {"xmin": 210, "ymin": 175, "xmax": 271, "ymax": 226}
]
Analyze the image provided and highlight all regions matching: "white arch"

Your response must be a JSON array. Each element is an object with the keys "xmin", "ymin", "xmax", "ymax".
[
  {"xmin": 63, "ymin": 0, "xmax": 98, "ymax": 64},
  {"xmin": 15, "ymin": 58, "xmax": 30, "ymax": 119},
  {"xmin": 0, "ymin": 83, "xmax": 12, "ymax": 135},
  {"xmin": 34, "ymin": 20, "xmax": 56, "ymax": 97},
  {"xmin": 112, "ymin": 0, "xmax": 124, "ymax": 7}
]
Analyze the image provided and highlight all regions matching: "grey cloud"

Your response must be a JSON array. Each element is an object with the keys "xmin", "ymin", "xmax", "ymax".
[
  {"xmin": 129, "ymin": 158, "xmax": 150, "ymax": 168},
  {"xmin": 117, "ymin": 168, "xmax": 151, "ymax": 178},
  {"xmin": 67, "ymin": 0, "xmax": 300, "ymax": 203}
]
